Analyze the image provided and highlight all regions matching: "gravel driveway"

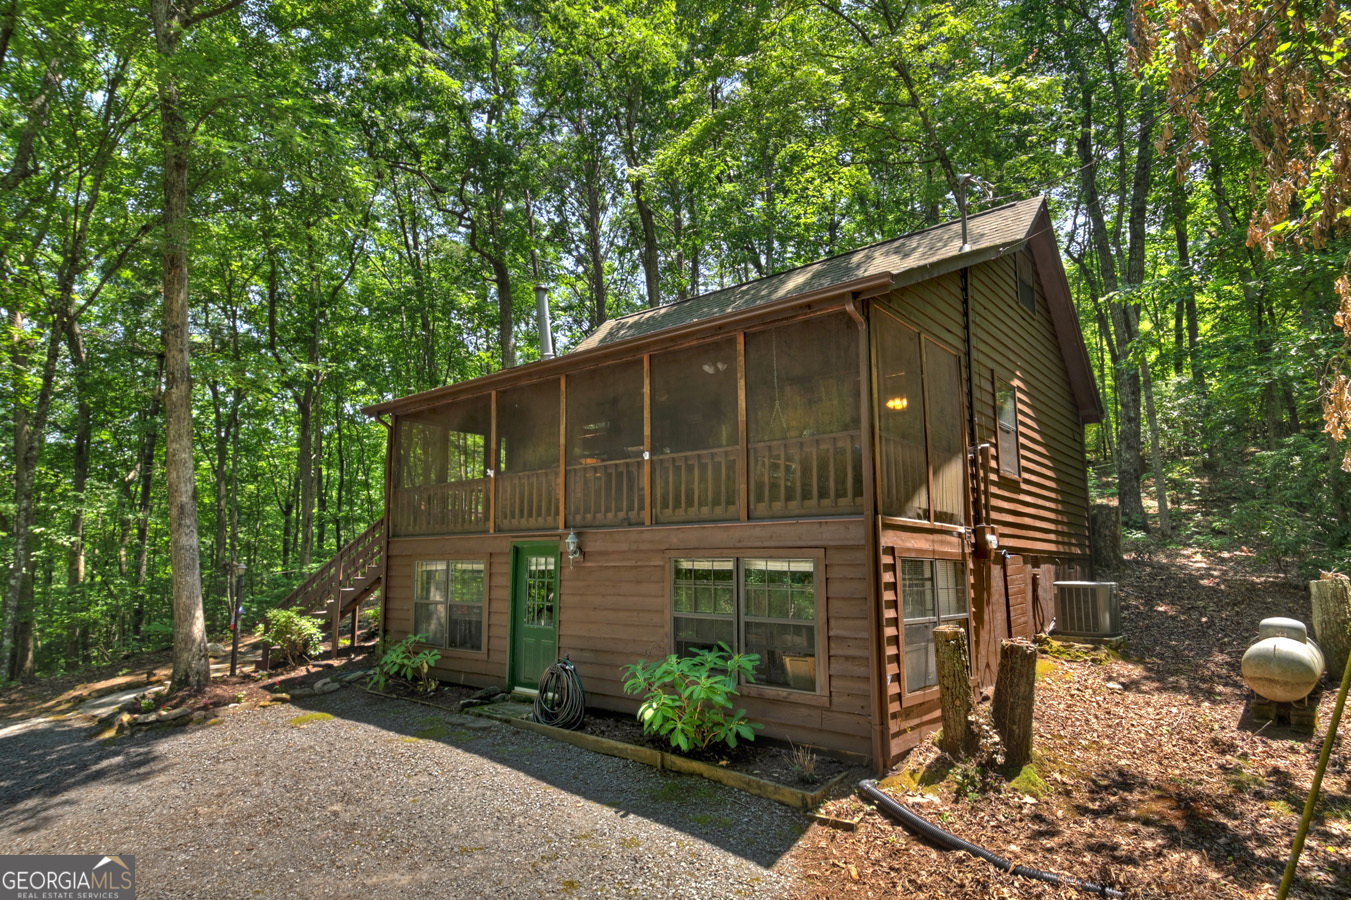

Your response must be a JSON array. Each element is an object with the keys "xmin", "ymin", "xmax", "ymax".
[{"xmin": 0, "ymin": 688, "xmax": 806, "ymax": 898}]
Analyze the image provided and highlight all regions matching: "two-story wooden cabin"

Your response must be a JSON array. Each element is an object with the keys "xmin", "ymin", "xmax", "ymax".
[{"xmin": 362, "ymin": 196, "xmax": 1102, "ymax": 769}]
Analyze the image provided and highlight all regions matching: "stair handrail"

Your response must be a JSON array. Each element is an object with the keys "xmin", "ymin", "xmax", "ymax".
[{"xmin": 275, "ymin": 517, "xmax": 385, "ymax": 615}]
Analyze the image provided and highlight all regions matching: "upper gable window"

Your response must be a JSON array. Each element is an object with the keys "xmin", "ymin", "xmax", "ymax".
[
  {"xmin": 1016, "ymin": 253, "xmax": 1036, "ymax": 316},
  {"xmin": 995, "ymin": 380, "xmax": 1021, "ymax": 478}
]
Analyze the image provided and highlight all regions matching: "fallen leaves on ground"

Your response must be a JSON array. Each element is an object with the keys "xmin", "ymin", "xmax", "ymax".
[{"xmin": 784, "ymin": 547, "xmax": 1350, "ymax": 899}]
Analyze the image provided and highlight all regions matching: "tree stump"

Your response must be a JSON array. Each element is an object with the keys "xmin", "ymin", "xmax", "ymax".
[
  {"xmin": 1311, "ymin": 576, "xmax": 1351, "ymax": 680},
  {"xmin": 1090, "ymin": 503, "xmax": 1122, "ymax": 575},
  {"xmin": 992, "ymin": 639, "xmax": 1037, "ymax": 769},
  {"xmin": 934, "ymin": 625, "xmax": 977, "ymax": 757}
]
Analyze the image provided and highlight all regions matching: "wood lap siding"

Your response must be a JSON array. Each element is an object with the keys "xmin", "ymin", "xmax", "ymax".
[
  {"xmin": 879, "ymin": 260, "xmax": 1091, "ymax": 560},
  {"xmin": 384, "ymin": 518, "xmax": 873, "ymax": 760}
]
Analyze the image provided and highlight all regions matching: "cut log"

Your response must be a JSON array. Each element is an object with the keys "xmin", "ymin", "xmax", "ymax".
[
  {"xmin": 992, "ymin": 638, "xmax": 1037, "ymax": 769},
  {"xmin": 1310, "ymin": 576, "xmax": 1350, "ymax": 681},
  {"xmin": 1090, "ymin": 503, "xmax": 1122, "ymax": 575},
  {"xmin": 934, "ymin": 625, "xmax": 977, "ymax": 757}
]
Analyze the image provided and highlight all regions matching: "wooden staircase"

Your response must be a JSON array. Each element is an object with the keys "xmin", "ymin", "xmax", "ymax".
[{"xmin": 272, "ymin": 517, "xmax": 385, "ymax": 660}]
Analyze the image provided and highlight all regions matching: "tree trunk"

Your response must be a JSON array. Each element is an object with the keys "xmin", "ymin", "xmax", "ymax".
[
  {"xmin": 935, "ymin": 625, "xmax": 977, "ymax": 758},
  {"xmin": 298, "ymin": 384, "xmax": 316, "ymax": 566},
  {"xmin": 1310, "ymin": 576, "xmax": 1351, "ymax": 681},
  {"xmin": 992, "ymin": 639, "xmax": 1037, "ymax": 770},
  {"xmin": 132, "ymin": 354, "xmax": 165, "ymax": 641},
  {"xmin": 1090, "ymin": 503, "xmax": 1122, "ymax": 575},
  {"xmin": 1140, "ymin": 356, "xmax": 1171, "ymax": 537},
  {"xmin": 152, "ymin": 0, "xmax": 209, "ymax": 693}
]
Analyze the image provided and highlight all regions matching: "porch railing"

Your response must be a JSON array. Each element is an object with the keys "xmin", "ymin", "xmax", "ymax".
[
  {"xmin": 749, "ymin": 431, "xmax": 863, "ymax": 518},
  {"xmin": 497, "ymin": 469, "xmax": 559, "ymax": 531},
  {"xmin": 567, "ymin": 458, "xmax": 644, "ymax": 526},
  {"xmin": 653, "ymin": 446, "xmax": 740, "ymax": 523},
  {"xmin": 392, "ymin": 479, "xmax": 488, "ymax": 536}
]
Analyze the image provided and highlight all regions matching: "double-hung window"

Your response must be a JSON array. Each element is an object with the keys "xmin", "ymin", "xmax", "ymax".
[
  {"xmin": 672, "ymin": 556, "xmax": 820, "ymax": 692},
  {"xmin": 900, "ymin": 558, "xmax": 969, "ymax": 693},
  {"xmin": 414, "ymin": 559, "xmax": 487, "ymax": 651}
]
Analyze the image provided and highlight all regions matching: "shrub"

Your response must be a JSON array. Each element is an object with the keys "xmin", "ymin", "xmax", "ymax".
[
  {"xmin": 367, "ymin": 633, "xmax": 441, "ymax": 694},
  {"xmin": 621, "ymin": 643, "xmax": 761, "ymax": 754},
  {"xmin": 254, "ymin": 608, "xmax": 323, "ymax": 667}
]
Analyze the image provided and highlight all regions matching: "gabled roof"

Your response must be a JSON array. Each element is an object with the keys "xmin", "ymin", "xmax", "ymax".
[
  {"xmin": 575, "ymin": 198, "xmax": 1043, "ymax": 351},
  {"xmin": 365, "ymin": 196, "xmax": 1103, "ymax": 423}
]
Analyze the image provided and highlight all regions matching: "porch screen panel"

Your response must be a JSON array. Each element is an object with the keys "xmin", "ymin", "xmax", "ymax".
[
  {"xmin": 651, "ymin": 338, "xmax": 738, "ymax": 523},
  {"xmin": 393, "ymin": 397, "xmax": 490, "ymax": 536},
  {"xmin": 496, "ymin": 380, "xmax": 560, "ymax": 530},
  {"xmin": 746, "ymin": 313, "xmax": 862, "ymax": 518},
  {"xmin": 925, "ymin": 341, "xmax": 966, "ymax": 525},
  {"xmin": 567, "ymin": 361, "xmax": 644, "ymax": 526},
  {"xmin": 876, "ymin": 313, "xmax": 929, "ymax": 520}
]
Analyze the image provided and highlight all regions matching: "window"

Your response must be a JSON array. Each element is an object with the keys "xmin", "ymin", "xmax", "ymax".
[
  {"xmin": 900, "ymin": 558, "xmax": 969, "ymax": 693},
  {"xmin": 672, "ymin": 556, "xmax": 819, "ymax": 692},
  {"xmin": 413, "ymin": 559, "xmax": 486, "ymax": 651},
  {"xmin": 1016, "ymin": 253, "xmax": 1037, "ymax": 316},
  {"xmin": 995, "ymin": 379, "xmax": 1021, "ymax": 477}
]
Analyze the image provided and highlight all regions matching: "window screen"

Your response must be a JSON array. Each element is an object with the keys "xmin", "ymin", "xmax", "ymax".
[
  {"xmin": 1017, "ymin": 253, "xmax": 1037, "ymax": 316},
  {"xmin": 393, "ymin": 398, "xmax": 490, "ymax": 535},
  {"xmin": 651, "ymin": 339, "xmax": 739, "ymax": 523},
  {"xmin": 925, "ymin": 341, "xmax": 966, "ymax": 526},
  {"xmin": 496, "ymin": 380, "xmax": 560, "ymax": 530},
  {"xmin": 746, "ymin": 315, "xmax": 861, "ymax": 518},
  {"xmin": 567, "ymin": 361, "xmax": 644, "ymax": 526},
  {"xmin": 875, "ymin": 313, "xmax": 929, "ymax": 519},
  {"xmin": 995, "ymin": 380, "xmax": 1021, "ymax": 477}
]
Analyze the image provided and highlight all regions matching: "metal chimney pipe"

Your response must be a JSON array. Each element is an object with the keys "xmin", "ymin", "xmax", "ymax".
[{"xmin": 534, "ymin": 283, "xmax": 554, "ymax": 360}]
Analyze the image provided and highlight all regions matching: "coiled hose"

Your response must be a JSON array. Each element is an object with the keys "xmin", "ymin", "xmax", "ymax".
[
  {"xmin": 859, "ymin": 780, "xmax": 1123, "ymax": 899},
  {"xmin": 531, "ymin": 656, "xmax": 586, "ymax": 730}
]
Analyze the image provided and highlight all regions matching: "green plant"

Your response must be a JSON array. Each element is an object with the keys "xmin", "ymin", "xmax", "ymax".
[
  {"xmin": 254, "ymin": 608, "xmax": 323, "ymax": 666},
  {"xmin": 139, "ymin": 698, "xmax": 155, "ymax": 713},
  {"xmin": 621, "ymin": 643, "xmax": 762, "ymax": 753},
  {"xmin": 367, "ymin": 633, "xmax": 441, "ymax": 694},
  {"xmin": 789, "ymin": 741, "xmax": 818, "ymax": 784}
]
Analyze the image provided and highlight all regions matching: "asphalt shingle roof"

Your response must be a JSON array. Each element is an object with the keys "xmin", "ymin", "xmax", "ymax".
[{"xmin": 574, "ymin": 197, "xmax": 1043, "ymax": 351}]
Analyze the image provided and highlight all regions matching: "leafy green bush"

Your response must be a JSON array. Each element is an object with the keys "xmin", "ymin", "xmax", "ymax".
[
  {"xmin": 254, "ymin": 608, "xmax": 323, "ymax": 666},
  {"xmin": 367, "ymin": 633, "xmax": 441, "ymax": 694},
  {"xmin": 622, "ymin": 644, "xmax": 762, "ymax": 753}
]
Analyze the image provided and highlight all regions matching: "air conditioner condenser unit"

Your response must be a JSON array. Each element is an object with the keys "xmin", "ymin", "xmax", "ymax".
[{"xmin": 1053, "ymin": 581, "xmax": 1121, "ymax": 641}]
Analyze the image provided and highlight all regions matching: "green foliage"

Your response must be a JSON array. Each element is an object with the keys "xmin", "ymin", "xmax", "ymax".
[
  {"xmin": 622, "ymin": 644, "xmax": 762, "ymax": 754},
  {"xmin": 367, "ymin": 634, "xmax": 441, "ymax": 694},
  {"xmin": 254, "ymin": 609, "xmax": 323, "ymax": 667}
]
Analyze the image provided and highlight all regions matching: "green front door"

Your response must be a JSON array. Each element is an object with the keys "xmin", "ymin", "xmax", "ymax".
[{"xmin": 510, "ymin": 542, "xmax": 560, "ymax": 691}]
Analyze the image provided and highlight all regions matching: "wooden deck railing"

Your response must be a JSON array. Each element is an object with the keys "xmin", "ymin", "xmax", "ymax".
[
  {"xmin": 392, "ymin": 479, "xmax": 488, "ymax": 535},
  {"xmin": 653, "ymin": 446, "xmax": 739, "ymax": 523},
  {"xmin": 497, "ymin": 469, "xmax": 559, "ymax": 531},
  {"xmin": 750, "ymin": 431, "xmax": 863, "ymax": 518},
  {"xmin": 276, "ymin": 516, "xmax": 385, "ymax": 617},
  {"xmin": 567, "ymin": 459, "xmax": 644, "ymax": 526}
]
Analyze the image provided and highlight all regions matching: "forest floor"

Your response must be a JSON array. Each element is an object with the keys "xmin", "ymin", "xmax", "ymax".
[
  {"xmin": 3, "ymin": 547, "xmax": 1347, "ymax": 898},
  {"xmin": 785, "ymin": 545, "xmax": 1350, "ymax": 899}
]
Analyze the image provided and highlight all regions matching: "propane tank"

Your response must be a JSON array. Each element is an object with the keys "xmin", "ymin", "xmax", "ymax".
[{"xmin": 1241, "ymin": 617, "xmax": 1325, "ymax": 703}]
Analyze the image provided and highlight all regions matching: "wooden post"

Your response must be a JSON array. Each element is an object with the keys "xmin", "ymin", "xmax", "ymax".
[
  {"xmin": 992, "ymin": 638, "xmax": 1037, "ymax": 769},
  {"xmin": 934, "ymin": 624, "xmax": 976, "ymax": 757}
]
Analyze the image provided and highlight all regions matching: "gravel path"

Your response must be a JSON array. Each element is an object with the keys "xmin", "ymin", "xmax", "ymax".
[{"xmin": 0, "ymin": 688, "xmax": 806, "ymax": 899}]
